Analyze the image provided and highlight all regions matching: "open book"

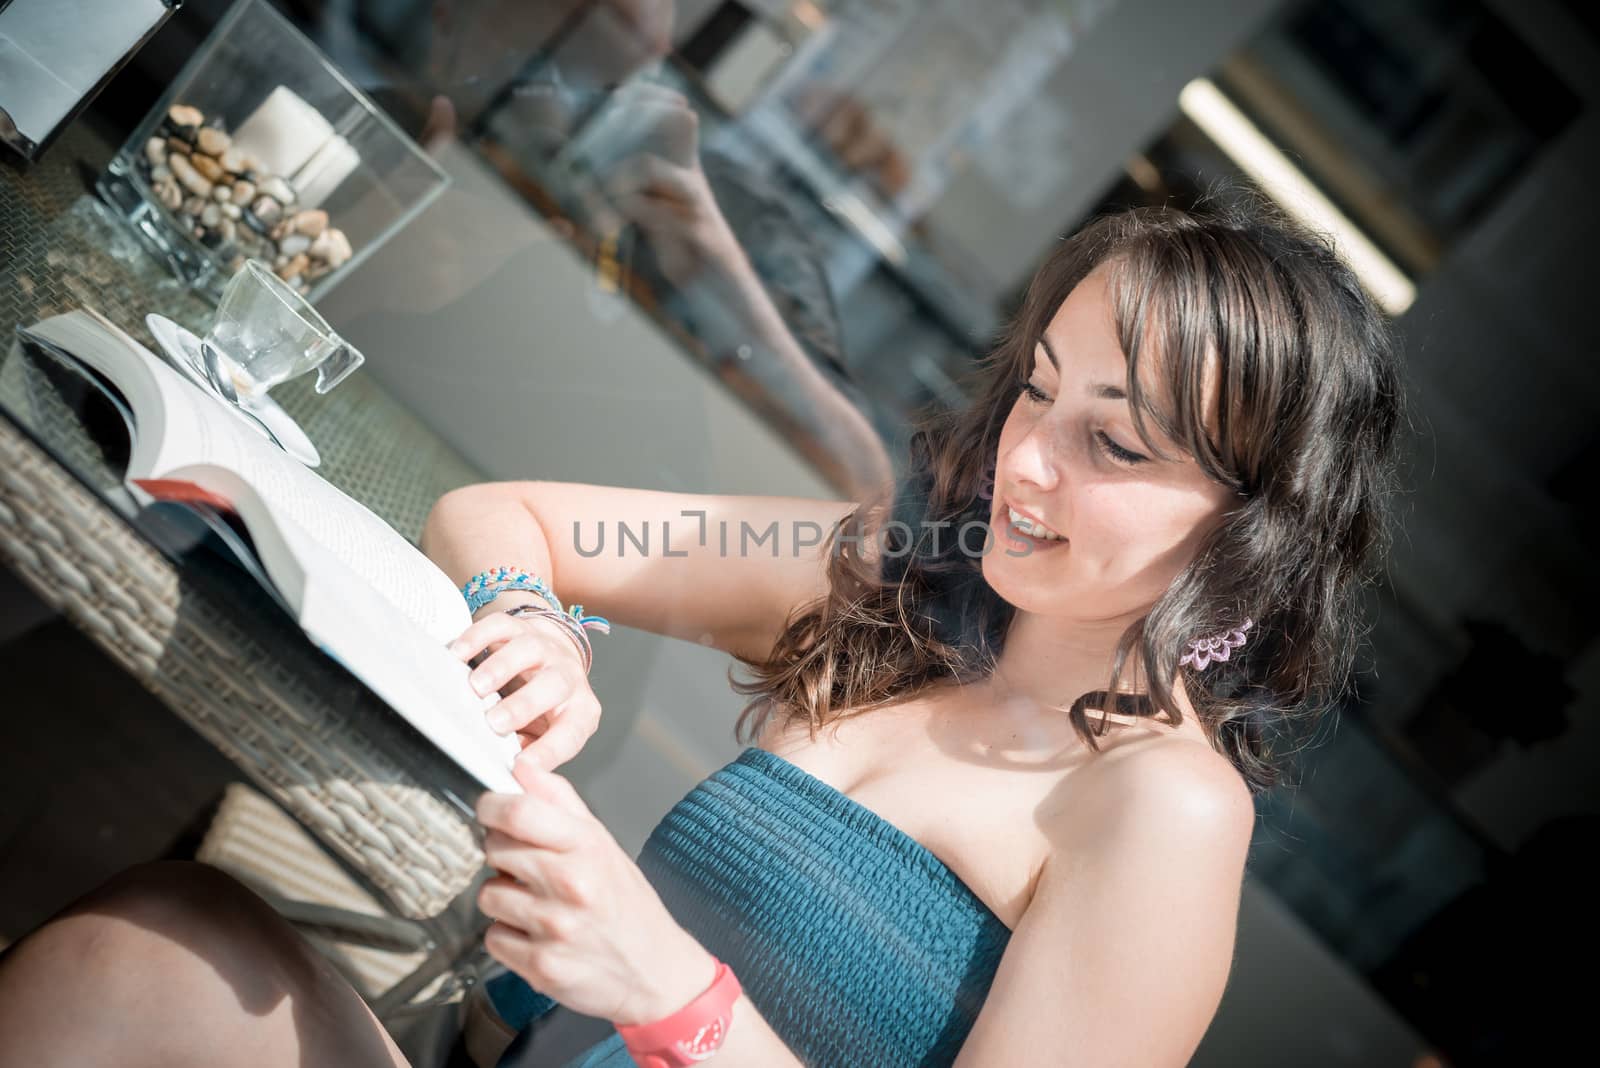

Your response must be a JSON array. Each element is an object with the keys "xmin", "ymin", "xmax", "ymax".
[{"xmin": 19, "ymin": 308, "xmax": 523, "ymax": 793}]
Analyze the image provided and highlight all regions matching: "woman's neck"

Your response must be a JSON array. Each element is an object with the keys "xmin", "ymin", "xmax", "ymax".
[
  {"xmin": 986, "ymin": 610, "xmax": 1204, "ymax": 741},
  {"xmin": 990, "ymin": 609, "xmax": 1140, "ymax": 710}
]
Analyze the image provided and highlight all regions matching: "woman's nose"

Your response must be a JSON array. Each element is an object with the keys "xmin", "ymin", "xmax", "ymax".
[{"xmin": 1005, "ymin": 424, "xmax": 1062, "ymax": 495}]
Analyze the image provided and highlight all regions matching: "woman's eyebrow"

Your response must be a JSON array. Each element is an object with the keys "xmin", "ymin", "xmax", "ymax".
[
  {"xmin": 1040, "ymin": 336, "xmax": 1129, "ymax": 400},
  {"xmin": 1038, "ymin": 336, "xmax": 1060, "ymax": 370}
]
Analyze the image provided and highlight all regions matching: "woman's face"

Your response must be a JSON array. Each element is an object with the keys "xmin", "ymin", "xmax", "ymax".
[{"xmin": 983, "ymin": 266, "xmax": 1238, "ymax": 623}]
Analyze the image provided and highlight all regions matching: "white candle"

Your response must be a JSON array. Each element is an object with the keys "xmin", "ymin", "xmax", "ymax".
[
  {"xmin": 232, "ymin": 86, "xmax": 334, "ymax": 180},
  {"xmin": 291, "ymin": 133, "xmax": 360, "ymax": 210}
]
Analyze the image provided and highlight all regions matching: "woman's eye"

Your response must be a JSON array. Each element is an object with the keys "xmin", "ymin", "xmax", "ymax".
[
  {"xmin": 1020, "ymin": 380, "xmax": 1051, "ymax": 404},
  {"xmin": 1096, "ymin": 430, "xmax": 1148, "ymax": 466}
]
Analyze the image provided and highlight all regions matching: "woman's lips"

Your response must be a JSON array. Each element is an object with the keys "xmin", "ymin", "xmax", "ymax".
[{"xmin": 998, "ymin": 497, "xmax": 1068, "ymax": 552}]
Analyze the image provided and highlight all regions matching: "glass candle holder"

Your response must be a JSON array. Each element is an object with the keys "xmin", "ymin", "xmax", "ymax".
[{"xmin": 96, "ymin": 0, "xmax": 448, "ymax": 303}]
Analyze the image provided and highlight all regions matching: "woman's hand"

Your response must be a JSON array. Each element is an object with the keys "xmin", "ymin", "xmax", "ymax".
[
  {"xmin": 592, "ymin": 87, "xmax": 747, "ymax": 288},
  {"xmin": 476, "ymin": 761, "xmax": 719, "ymax": 1026},
  {"xmin": 448, "ymin": 611, "xmax": 602, "ymax": 774}
]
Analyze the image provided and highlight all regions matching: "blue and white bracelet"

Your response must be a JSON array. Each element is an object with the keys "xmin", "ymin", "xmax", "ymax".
[
  {"xmin": 460, "ymin": 568, "xmax": 612, "ymax": 673},
  {"xmin": 461, "ymin": 567, "xmax": 565, "ymax": 615}
]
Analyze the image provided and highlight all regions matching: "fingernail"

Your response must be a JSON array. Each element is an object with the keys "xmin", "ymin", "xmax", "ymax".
[
  {"xmin": 470, "ymin": 672, "xmax": 491, "ymax": 697},
  {"xmin": 487, "ymin": 709, "xmax": 513, "ymax": 735}
]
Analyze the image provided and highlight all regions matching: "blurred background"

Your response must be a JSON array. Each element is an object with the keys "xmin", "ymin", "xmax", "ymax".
[{"xmin": 3, "ymin": 0, "xmax": 1596, "ymax": 1064}]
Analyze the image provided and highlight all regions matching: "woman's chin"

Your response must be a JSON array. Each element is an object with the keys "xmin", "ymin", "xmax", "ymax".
[{"xmin": 981, "ymin": 539, "xmax": 1070, "ymax": 601}]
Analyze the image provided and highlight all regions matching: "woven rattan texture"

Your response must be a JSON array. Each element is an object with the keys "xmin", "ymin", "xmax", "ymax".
[
  {"xmin": 0, "ymin": 125, "xmax": 500, "ymax": 920},
  {"xmin": 197, "ymin": 782, "xmax": 439, "ymax": 999},
  {"xmin": 0, "ymin": 418, "xmax": 488, "ymax": 918}
]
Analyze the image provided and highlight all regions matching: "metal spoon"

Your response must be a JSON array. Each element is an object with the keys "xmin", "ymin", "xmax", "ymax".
[{"xmin": 199, "ymin": 339, "xmax": 285, "ymax": 450}]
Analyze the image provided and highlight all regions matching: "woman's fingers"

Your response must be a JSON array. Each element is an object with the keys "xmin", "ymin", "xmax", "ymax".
[
  {"xmin": 451, "ymin": 615, "xmax": 602, "ymax": 768},
  {"xmin": 469, "ymin": 633, "xmax": 572, "ymax": 698},
  {"xmin": 486, "ymin": 670, "xmax": 570, "ymax": 735},
  {"xmin": 478, "ymin": 797, "xmax": 582, "ymax": 854},
  {"xmin": 604, "ymin": 154, "xmax": 696, "ymax": 206},
  {"xmin": 478, "ymin": 876, "xmax": 544, "ymax": 933},
  {"xmin": 481, "ymin": 832, "xmax": 561, "ymax": 896},
  {"xmin": 448, "ymin": 611, "xmax": 535, "ymax": 664},
  {"xmin": 515, "ymin": 707, "xmax": 595, "ymax": 774}
]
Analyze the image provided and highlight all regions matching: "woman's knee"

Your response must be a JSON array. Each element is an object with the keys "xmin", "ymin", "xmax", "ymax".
[
  {"xmin": 0, "ymin": 865, "xmax": 412, "ymax": 1065},
  {"xmin": 63, "ymin": 860, "xmax": 259, "ymax": 923},
  {"xmin": 54, "ymin": 861, "xmax": 280, "ymax": 956},
  {"xmin": 3, "ymin": 861, "xmax": 311, "ymax": 1002}
]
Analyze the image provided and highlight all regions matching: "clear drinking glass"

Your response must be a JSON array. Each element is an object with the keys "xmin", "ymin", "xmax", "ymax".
[{"xmin": 205, "ymin": 259, "xmax": 364, "ymax": 402}]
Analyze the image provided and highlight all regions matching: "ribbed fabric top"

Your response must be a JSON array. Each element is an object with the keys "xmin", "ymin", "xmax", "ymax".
[{"xmin": 492, "ymin": 746, "xmax": 1012, "ymax": 1067}]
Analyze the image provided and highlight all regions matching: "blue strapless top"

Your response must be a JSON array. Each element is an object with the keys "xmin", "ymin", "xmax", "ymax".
[{"xmin": 490, "ymin": 746, "xmax": 1012, "ymax": 1067}]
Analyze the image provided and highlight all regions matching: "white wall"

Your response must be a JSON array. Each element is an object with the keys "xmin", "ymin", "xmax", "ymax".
[{"xmin": 926, "ymin": 0, "xmax": 1286, "ymax": 295}]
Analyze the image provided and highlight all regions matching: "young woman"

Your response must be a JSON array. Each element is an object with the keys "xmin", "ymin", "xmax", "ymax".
[{"xmin": 0, "ymin": 202, "xmax": 1403, "ymax": 1067}]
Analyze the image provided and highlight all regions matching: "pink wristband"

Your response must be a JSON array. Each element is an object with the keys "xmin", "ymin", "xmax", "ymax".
[{"xmin": 615, "ymin": 957, "xmax": 742, "ymax": 1067}]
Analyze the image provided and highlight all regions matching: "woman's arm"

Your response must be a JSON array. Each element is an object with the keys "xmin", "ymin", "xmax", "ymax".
[
  {"xmin": 477, "ymin": 763, "xmax": 811, "ymax": 1066},
  {"xmin": 421, "ymin": 481, "xmax": 862, "ymax": 660},
  {"xmin": 952, "ymin": 741, "xmax": 1257, "ymax": 1067}
]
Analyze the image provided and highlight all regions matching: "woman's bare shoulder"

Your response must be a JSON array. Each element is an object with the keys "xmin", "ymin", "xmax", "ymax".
[{"xmin": 1051, "ymin": 730, "xmax": 1255, "ymax": 852}]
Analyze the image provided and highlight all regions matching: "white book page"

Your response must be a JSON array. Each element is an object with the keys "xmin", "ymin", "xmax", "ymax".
[
  {"xmin": 23, "ymin": 310, "xmax": 517, "ymax": 790},
  {"xmin": 166, "ymin": 427, "xmax": 471, "ymax": 646},
  {"xmin": 26, "ymin": 310, "xmax": 471, "ymax": 645},
  {"xmin": 277, "ymin": 514, "xmax": 522, "ymax": 793}
]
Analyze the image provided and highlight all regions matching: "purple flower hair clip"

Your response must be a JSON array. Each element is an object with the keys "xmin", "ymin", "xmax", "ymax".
[{"xmin": 1180, "ymin": 618, "xmax": 1254, "ymax": 671}]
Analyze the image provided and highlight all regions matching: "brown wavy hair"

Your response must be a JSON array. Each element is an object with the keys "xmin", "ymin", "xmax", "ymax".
[{"xmin": 728, "ymin": 200, "xmax": 1407, "ymax": 795}]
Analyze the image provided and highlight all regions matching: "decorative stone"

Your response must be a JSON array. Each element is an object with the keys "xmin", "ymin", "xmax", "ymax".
[
  {"xmin": 292, "ymin": 209, "xmax": 328, "ymax": 237},
  {"xmin": 258, "ymin": 175, "xmax": 295, "ymax": 205},
  {"xmin": 278, "ymin": 233, "xmax": 312, "ymax": 257},
  {"xmin": 249, "ymin": 195, "xmax": 282, "ymax": 224},
  {"xmin": 131, "ymin": 101, "xmax": 362, "ymax": 290},
  {"xmin": 309, "ymin": 227, "xmax": 352, "ymax": 268},
  {"xmin": 196, "ymin": 127, "xmax": 231, "ymax": 156},
  {"xmin": 190, "ymin": 153, "xmax": 224, "ymax": 182},
  {"xmin": 167, "ymin": 104, "xmax": 203, "ymax": 132},
  {"xmin": 169, "ymin": 153, "xmax": 213, "ymax": 197}
]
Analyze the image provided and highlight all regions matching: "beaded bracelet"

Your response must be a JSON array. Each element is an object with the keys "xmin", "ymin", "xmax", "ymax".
[
  {"xmin": 460, "ymin": 567, "xmax": 612, "ymax": 674},
  {"xmin": 461, "ymin": 567, "xmax": 565, "ymax": 615},
  {"xmin": 505, "ymin": 603, "xmax": 598, "ymax": 675}
]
